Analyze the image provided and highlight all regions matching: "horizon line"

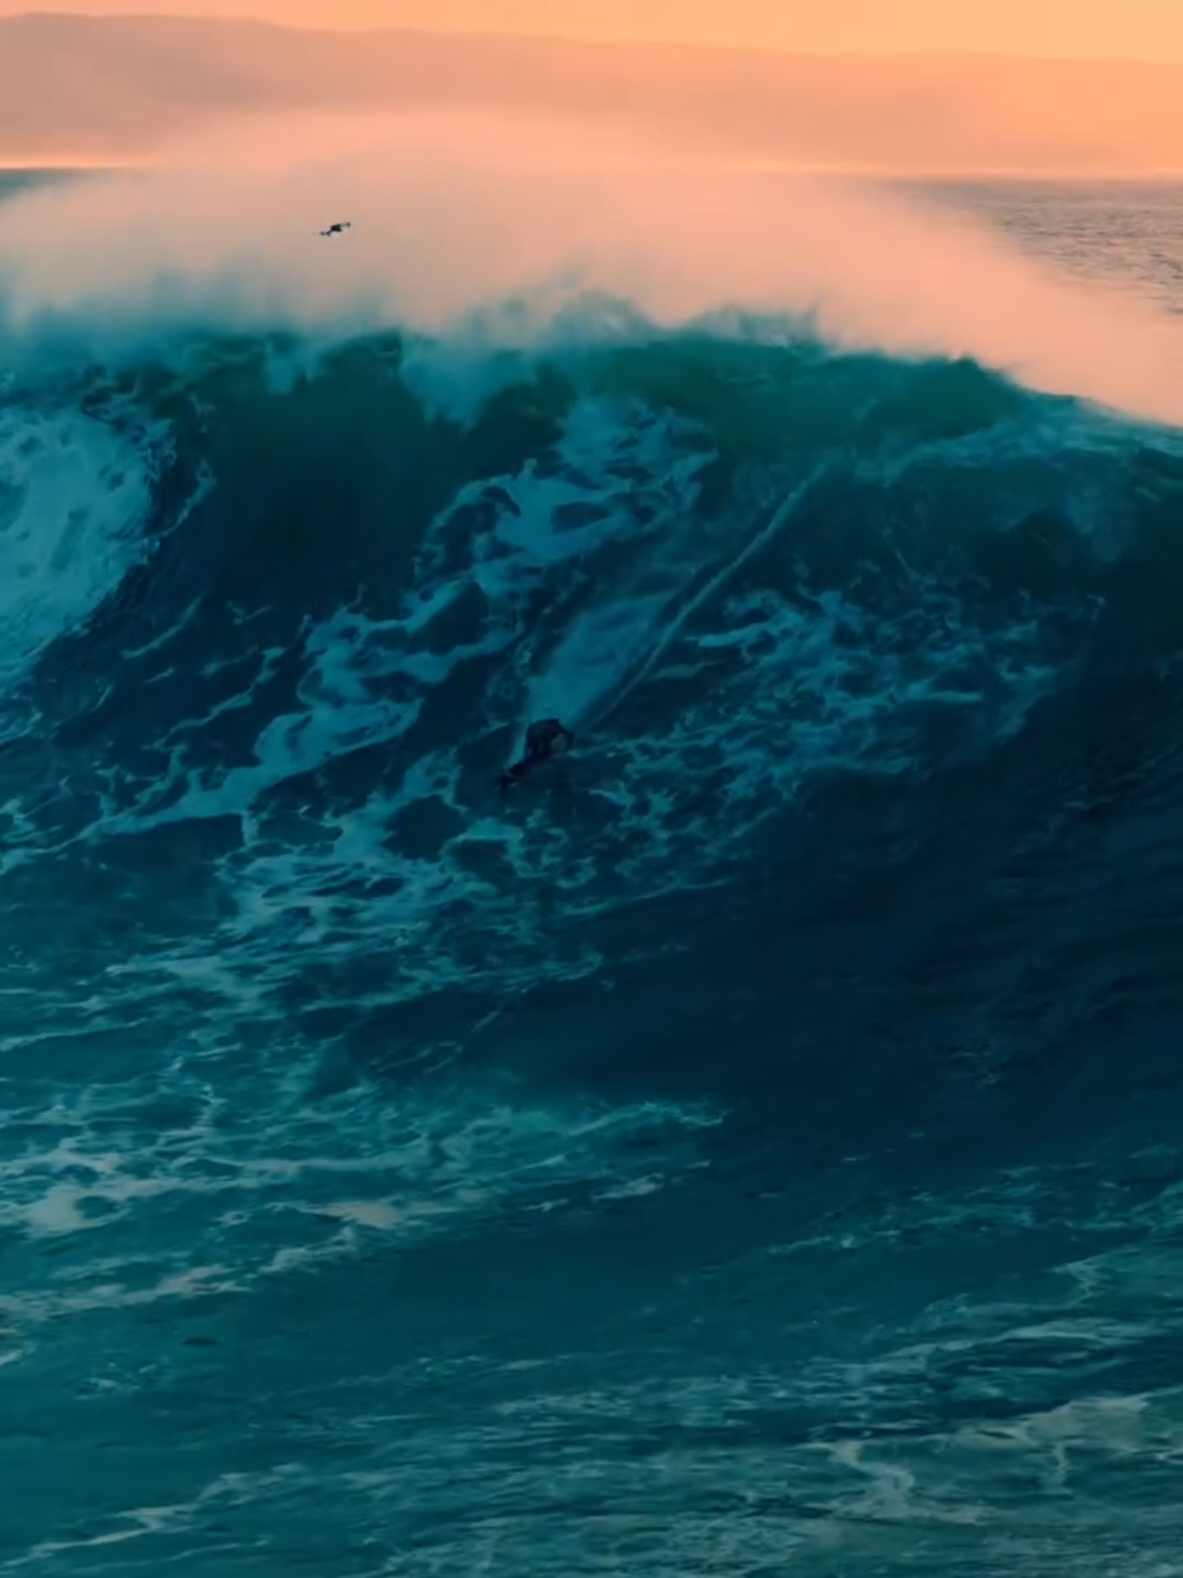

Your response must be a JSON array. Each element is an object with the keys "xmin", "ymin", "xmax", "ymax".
[{"xmin": 5, "ymin": 157, "xmax": 1183, "ymax": 181}]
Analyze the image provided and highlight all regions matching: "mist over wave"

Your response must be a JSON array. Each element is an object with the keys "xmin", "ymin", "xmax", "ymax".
[{"xmin": 2, "ymin": 111, "xmax": 1183, "ymax": 425}]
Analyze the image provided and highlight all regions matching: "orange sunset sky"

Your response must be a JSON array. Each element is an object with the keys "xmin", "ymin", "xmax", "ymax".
[
  {"xmin": 1, "ymin": 0, "xmax": 1182, "ymax": 57},
  {"xmin": 2, "ymin": 4, "xmax": 1182, "ymax": 172}
]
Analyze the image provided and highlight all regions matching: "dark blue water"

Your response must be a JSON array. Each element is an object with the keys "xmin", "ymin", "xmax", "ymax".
[{"xmin": 2, "ymin": 171, "xmax": 1183, "ymax": 1575}]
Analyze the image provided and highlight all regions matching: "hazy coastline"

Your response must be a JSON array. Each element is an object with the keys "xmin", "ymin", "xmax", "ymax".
[{"xmin": 2, "ymin": 14, "xmax": 1182, "ymax": 173}]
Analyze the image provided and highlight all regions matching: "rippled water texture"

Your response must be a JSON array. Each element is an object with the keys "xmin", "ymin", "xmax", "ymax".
[{"xmin": 1, "ymin": 166, "xmax": 1183, "ymax": 1576}]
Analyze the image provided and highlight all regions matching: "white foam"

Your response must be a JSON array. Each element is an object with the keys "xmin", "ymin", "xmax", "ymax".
[
  {"xmin": 0, "ymin": 403, "xmax": 159, "ymax": 693},
  {"xmin": 0, "ymin": 1056, "xmax": 717, "ymax": 1330},
  {"xmin": 17, "ymin": 383, "xmax": 1078, "ymax": 1030}
]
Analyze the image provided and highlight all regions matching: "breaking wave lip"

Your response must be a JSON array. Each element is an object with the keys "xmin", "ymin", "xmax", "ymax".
[{"xmin": 2, "ymin": 109, "xmax": 1183, "ymax": 426}]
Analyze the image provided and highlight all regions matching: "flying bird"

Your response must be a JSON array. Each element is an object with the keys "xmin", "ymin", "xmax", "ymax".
[{"xmin": 319, "ymin": 221, "xmax": 352, "ymax": 237}]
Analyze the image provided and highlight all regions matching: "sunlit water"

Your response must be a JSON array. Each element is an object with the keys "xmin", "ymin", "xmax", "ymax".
[
  {"xmin": 914, "ymin": 178, "xmax": 1183, "ymax": 317},
  {"xmin": 1, "ymin": 168, "xmax": 1182, "ymax": 1577}
]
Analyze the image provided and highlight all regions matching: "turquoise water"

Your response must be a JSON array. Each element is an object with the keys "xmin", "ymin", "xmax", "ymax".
[{"xmin": 0, "ymin": 170, "xmax": 1182, "ymax": 1575}]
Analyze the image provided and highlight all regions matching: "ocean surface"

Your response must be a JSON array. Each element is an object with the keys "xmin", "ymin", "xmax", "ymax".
[{"xmin": 1, "ymin": 168, "xmax": 1183, "ymax": 1576}]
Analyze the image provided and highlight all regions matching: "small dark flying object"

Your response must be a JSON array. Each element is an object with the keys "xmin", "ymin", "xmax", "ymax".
[{"xmin": 319, "ymin": 222, "xmax": 352, "ymax": 237}]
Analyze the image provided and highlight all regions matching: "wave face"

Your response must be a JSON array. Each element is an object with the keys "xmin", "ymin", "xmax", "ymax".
[{"xmin": 4, "ymin": 285, "xmax": 1183, "ymax": 1569}]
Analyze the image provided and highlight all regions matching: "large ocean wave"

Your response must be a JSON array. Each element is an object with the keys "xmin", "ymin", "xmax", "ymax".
[
  {"xmin": 4, "ymin": 321, "xmax": 1177, "ymax": 997},
  {"xmin": 3, "ymin": 132, "xmax": 1183, "ymax": 1575}
]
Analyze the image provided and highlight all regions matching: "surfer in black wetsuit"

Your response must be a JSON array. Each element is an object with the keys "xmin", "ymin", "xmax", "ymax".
[
  {"xmin": 319, "ymin": 221, "xmax": 352, "ymax": 237},
  {"xmin": 499, "ymin": 718, "xmax": 574, "ymax": 790}
]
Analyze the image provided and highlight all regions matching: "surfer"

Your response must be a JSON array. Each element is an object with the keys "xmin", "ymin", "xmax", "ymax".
[
  {"xmin": 319, "ymin": 221, "xmax": 352, "ymax": 237},
  {"xmin": 499, "ymin": 718, "xmax": 574, "ymax": 790}
]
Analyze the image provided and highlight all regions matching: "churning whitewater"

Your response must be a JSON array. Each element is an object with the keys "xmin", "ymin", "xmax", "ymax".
[{"xmin": 2, "ymin": 153, "xmax": 1183, "ymax": 1576}]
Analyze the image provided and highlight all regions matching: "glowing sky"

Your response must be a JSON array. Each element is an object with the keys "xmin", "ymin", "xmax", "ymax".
[{"xmin": 3, "ymin": 0, "xmax": 1183, "ymax": 58}]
